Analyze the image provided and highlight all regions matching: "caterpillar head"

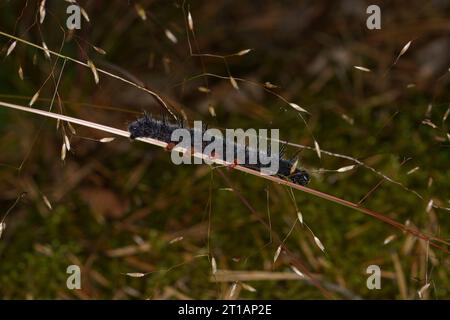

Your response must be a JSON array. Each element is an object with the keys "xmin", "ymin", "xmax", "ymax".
[
  {"xmin": 290, "ymin": 170, "xmax": 310, "ymax": 186},
  {"xmin": 128, "ymin": 121, "xmax": 143, "ymax": 139},
  {"xmin": 128, "ymin": 115, "xmax": 152, "ymax": 139}
]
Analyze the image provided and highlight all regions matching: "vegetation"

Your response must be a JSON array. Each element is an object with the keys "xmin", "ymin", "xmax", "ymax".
[{"xmin": 0, "ymin": 0, "xmax": 449, "ymax": 299}]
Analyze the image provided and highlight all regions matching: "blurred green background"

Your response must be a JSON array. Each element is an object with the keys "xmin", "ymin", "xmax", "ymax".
[{"xmin": 0, "ymin": 0, "xmax": 449, "ymax": 299}]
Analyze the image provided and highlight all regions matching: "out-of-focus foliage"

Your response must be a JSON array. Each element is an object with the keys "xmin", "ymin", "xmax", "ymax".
[{"xmin": 0, "ymin": 0, "xmax": 449, "ymax": 299}]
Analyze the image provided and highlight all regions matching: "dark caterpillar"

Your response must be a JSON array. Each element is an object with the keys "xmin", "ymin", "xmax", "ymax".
[{"xmin": 128, "ymin": 114, "xmax": 310, "ymax": 186}]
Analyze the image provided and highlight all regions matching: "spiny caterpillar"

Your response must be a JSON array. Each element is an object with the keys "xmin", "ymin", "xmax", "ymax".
[{"xmin": 128, "ymin": 114, "xmax": 310, "ymax": 186}]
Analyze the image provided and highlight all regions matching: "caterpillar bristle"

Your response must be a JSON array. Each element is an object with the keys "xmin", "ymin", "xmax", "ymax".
[{"xmin": 128, "ymin": 114, "xmax": 310, "ymax": 186}]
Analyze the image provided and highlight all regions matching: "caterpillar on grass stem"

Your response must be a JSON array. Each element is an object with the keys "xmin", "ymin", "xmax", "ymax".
[{"xmin": 128, "ymin": 113, "xmax": 310, "ymax": 186}]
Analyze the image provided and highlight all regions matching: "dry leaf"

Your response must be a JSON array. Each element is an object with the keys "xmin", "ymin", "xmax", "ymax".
[
  {"xmin": 354, "ymin": 66, "xmax": 371, "ymax": 72},
  {"xmin": 100, "ymin": 137, "xmax": 115, "ymax": 143},
  {"xmin": 289, "ymin": 102, "xmax": 308, "ymax": 113},
  {"xmin": 6, "ymin": 41, "xmax": 17, "ymax": 57}
]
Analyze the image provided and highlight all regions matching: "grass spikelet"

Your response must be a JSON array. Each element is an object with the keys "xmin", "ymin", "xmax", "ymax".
[
  {"xmin": 198, "ymin": 86, "xmax": 210, "ymax": 93},
  {"xmin": 135, "ymin": 4, "xmax": 147, "ymax": 21},
  {"xmin": 87, "ymin": 60, "xmax": 100, "ymax": 84},
  {"xmin": 426, "ymin": 199, "xmax": 434, "ymax": 213},
  {"xmin": 418, "ymin": 283, "xmax": 431, "ymax": 299},
  {"xmin": 67, "ymin": 122, "xmax": 76, "ymax": 134},
  {"xmin": 353, "ymin": 66, "xmax": 371, "ymax": 72},
  {"xmin": 422, "ymin": 119, "xmax": 437, "ymax": 129},
  {"xmin": 291, "ymin": 266, "xmax": 305, "ymax": 278},
  {"xmin": 383, "ymin": 234, "xmax": 396, "ymax": 245},
  {"xmin": 236, "ymin": 49, "xmax": 252, "ymax": 56},
  {"xmin": 125, "ymin": 272, "xmax": 145, "ymax": 278},
  {"xmin": 61, "ymin": 142, "xmax": 66, "ymax": 161},
  {"xmin": 241, "ymin": 283, "xmax": 256, "ymax": 292},
  {"xmin": 407, "ymin": 167, "xmax": 420, "ymax": 175},
  {"xmin": 208, "ymin": 105, "xmax": 216, "ymax": 117},
  {"xmin": 314, "ymin": 140, "xmax": 321, "ymax": 159},
  {"xmin": 0, "ymin": 222, "xmax": 5, "ymax": 239},
  {"xmin": 290, "ymin": 158, "xmax": 299, "ymax": 175},
  {"xmin": 273, "ymin": 245, "xmax": 282, "ymax": 263},
  {"xmin": 80, "ymin": 7, "xmax": 90, "ymax": 22},
  {"xmin": 313, "ymin": 236, "xmax": 325, "ymax": 252},
  {"xmin": 6, "ymin": 41, "xmax": 16, "ymax": 57},
  {"xmin": 29, "ymin": 90, "xmax": 40, "ymax": 106},
  {"xmin": 64, "ymin": 135, "xmax": 71, "ymax": 151},
  {"xmin": 100, "ymin": 137, "xmax": 115, "ymax": 143},
  {"xmin": 394, "ymin": 40, "xmax": 412, "ymax": 64},
  {"xmin": 297, "ymin": 211, "xmax": 303, "ymax": 225},
  {"xmin": 336, "ymin": 165, "xmax": 355, "ymax": 173},
  {"xmin": 42, "ymin": 41, "xmax": 50, "ymax": 59},
  {"xmin": 169, "ymin": 236, "xmax": 183, "ymax": 244},
  {"xmin": 42, "ymin": 195, "xmax": 52, "ymax": 210},
  {"xmin": 188, "ymin": 11, "xmax": 194, "ymax": 31},
  {"xmin": 93, "ymin": 46, "xmax": 106, "ymax": 55},
  {"xmin": 443, "ymin": 107, "xmax": 450, "ymax": 121},
  {"xmin": 39, "ymin": 0, "xmax": 46, "ymax": 24},
  {"xmin": 264, "ymin": 82, "xmax": 278, "ymax": 89},
  {"xmin": 229, "ymin": 76, "xmax": 239, "ymax": 90},
  {"xmin": 228, "ymin": 282, "xmax": 238, "ymax": 298},
  {"xmin": 165, "ymin": 29, "xmax": 178, "ymax": 44},
  {"xmin": 18, "ymin": 65, "xmax": 24, "ymax": 80},
  {"xmin": 289, "ymin": 102, "xmax": 308, "ymax": 113},
  {"xmin": 211, "ymin": 257, "xmax": 217, "ymax": 274}
]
